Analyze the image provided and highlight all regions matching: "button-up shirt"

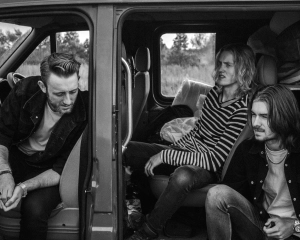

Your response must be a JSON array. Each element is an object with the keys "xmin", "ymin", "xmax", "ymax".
[{"xmin": 222, "ymin": 138, "xmax": 300, "ymax": 222}]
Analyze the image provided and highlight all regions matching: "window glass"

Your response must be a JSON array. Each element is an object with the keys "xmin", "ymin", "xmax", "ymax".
[
  {"xmin": 16, "ymin": 36, "xmax": 50, "ymax": 76},
  {"xmin": 15, "ymin": 31, "xmax": 89, "ymax": 90},
  {"xmin": 160, "ymin": 33, "xmax": 216, "ymax": 97},
  {"xmin": 57, "ymin": 31, "xmax": 89, "ymax": 90},
  {"xmin": 0, "ymin": 22, "xmax": 31, "ymax": 64}
]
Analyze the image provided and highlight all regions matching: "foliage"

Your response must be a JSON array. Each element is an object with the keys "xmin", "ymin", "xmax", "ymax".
[
  {"xmin": 0, "ymin": 30, "xmax": 89, "ymax": 65},
  {"xmin": 160, "ymin": 33, "xmax": 216, "ymax": 96}
]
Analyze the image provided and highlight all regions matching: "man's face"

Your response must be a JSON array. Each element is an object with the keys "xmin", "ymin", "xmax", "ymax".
[
  {"xmin": 38, "ymin": 73, "xmax": 79, "ymax": 115},
  {"xmin": 251, "ymin": 100, "xmax": 277, "ymax": 142},
  {"xmin": 215, "ymin": 51, "xmax": 238, "ymax": 88}
]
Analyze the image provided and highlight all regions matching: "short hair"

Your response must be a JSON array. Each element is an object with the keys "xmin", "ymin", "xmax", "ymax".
[
  {"xmin": 249, "ymin": 85, "xmax": 300, "ymax": 151},
  {"xmin": 213, "ymin": 43, "xmax": 256, "ymax": 97},
  {"xmin": 40, "ymin": 53, "xmax": 81, "ymax": 84}
]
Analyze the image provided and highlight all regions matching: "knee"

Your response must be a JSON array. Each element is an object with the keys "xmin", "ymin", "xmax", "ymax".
[
  {"xmin": 170, "ymin": 166, "xmax": 196, "ymax": 189},
  {"xmin": 206, "ymin": 185, "xmax": 231, "ymax": 209}
]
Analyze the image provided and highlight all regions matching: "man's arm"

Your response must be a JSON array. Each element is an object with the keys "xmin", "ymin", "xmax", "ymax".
[
  {"xmin": 2, "ymin": 169, "xmax": 60, "ymax": 211},
  {"xmin": 0, "ymin": 145, "xmax": 15, "ymax": 204}
]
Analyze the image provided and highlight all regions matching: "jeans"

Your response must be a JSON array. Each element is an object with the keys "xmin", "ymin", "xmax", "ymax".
[
  {"xmin": 205, "ymin": 185, "xmax": 300, "ymax": 240},
  {"xmin": 9, "ymin": 146, "xmax": 61, "ymax": 240},
  {"xmin": 124, "ymin": 141, "xmax": 217, "ymax": 232}
]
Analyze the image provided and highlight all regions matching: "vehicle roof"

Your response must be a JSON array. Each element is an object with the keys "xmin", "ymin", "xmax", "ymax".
[{"xmin": 0, "ymin": 0, "xmax": 298, "ymax": 8}]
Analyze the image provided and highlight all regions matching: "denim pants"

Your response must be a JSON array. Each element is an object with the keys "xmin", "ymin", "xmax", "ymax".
[
  {"xmin": 124, "ymin": 141, "xmax": 217, "ymax": 232},
  {"xmin": 205, "ymin": 185, "xmax": 300, "ymax": 240},
  {"xmin": 9, "ymin": 146, "xmax": 61, "ymax": 240}
]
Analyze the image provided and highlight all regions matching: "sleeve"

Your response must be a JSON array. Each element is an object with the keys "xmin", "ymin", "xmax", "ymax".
[
  {"xmin": 222, "ymin": 141, "xmax": 250, "ymax": 198},
  {"xmin": 160, "ymin": 107, "xmax": 247, "ymax": 172},
  {"xmin": 0, "ymin": 85, "xmax": 23, "ymax": 148}
]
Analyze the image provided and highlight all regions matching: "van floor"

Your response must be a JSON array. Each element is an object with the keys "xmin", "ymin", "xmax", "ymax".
[{"xmin": 152, "ymin": 207, "xmax": 208, "ymax": 240}]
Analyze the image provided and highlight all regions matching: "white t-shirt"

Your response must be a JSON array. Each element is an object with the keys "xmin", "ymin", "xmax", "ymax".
[
  {"xmin": 18, "ymin": 102, "xmax": 62, "ymax": 155},
  {"xmin": 263, "ymin": 145, "xmax": 300, "ymax": 237}
]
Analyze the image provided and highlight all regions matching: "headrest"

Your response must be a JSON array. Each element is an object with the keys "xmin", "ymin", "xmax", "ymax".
[
  {"xmin": 135, "ymin": 47, "xmax": 151, "ymax": 72},
  {"xmin": 256, "ymin": 55, "xmax": 277, "ymax": 86},
  {"xmin": 270, "ymin": 12, "xmax": 300, "ymax": 35}
]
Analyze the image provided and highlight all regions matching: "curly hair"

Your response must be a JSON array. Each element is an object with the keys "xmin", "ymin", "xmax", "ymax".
[{"xmin": 213, "ymin": 43, "xmax": 256, "ymax": 97}]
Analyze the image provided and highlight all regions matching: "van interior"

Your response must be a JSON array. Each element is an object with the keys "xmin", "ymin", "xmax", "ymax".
[{"xmin": 0, "ymin": 2, "xmax": 299, "ymax": 240}]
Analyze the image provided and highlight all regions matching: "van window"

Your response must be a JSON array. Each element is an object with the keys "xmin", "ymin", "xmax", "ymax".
[
  {"xmin": 160, "ymin": 33, "xmax": 216, "ymax": 97},
  {"xmin": 15, "ymin": 31, "xmax": 89, "ymax": 90},
  {"xmin": 57, "ymin": 31, "xmax": 89, "ymax": 90},
  {"xmin": 0, "ymin": 22, "xmax": 31, "ymax": 64}
]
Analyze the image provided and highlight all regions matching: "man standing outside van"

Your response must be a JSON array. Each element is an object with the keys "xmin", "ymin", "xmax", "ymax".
[
  {"xmin": 206, "ymin": 85, "xmax": 300, "ymax": 240},
  {"xmin": 0, "ymin": 53, "xmax": 88, "ymax": 240}
]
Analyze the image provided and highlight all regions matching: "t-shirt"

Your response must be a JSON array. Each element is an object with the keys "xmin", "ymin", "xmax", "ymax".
[
  {"xmin": 18, "ymin": 102, "xmax": 62, "ymax": 155},
  {"xmin": 263, "ymin": 145, "xmax": 300, "ymax": 237}
]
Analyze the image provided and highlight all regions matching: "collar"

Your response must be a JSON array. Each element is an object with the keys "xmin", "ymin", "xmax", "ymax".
[
  {"xmin": 23, "ymin": 89, "xmax": 87, "ymax": 123},
  {"xmin": 248, "ymin": 138, "xmax": 300, "ymax": 154}
]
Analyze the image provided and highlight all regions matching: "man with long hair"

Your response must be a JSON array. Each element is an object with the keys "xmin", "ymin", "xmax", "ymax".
[
  {"xmin": 0, "ymin": 53, "xmax": 88, "ymax": 240},
  {"xmin": 206, "ymin": 85, "xmax": 300, "ymax": 240},
  {"xmin": 124, "ymin": 43, "xmax": 256, "ymax": 240}
]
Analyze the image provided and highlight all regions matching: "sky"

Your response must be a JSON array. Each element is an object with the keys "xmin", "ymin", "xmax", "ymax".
[
  {"xmin": 161, "ymin": 33, "xmax": 195, "ymax": 49},
  {"xmin": 0, "ymin": 22, "xmax": 89, "ymax": 43}
]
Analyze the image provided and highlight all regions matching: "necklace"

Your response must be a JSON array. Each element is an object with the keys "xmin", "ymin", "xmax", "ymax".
[{"xmin": 265, "ymin": 146, "xmax": 288, "ymax": 165}]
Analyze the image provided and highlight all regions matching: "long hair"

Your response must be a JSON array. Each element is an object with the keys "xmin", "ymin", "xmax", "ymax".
[
  {"xmin": 40, "ymin": 52, "xmax": 81, "ymax": 84},
  {"xmin": 248, "ymin": 85, "xmax": 300, "ymax": 151},
  {"xmin": 213, "ymin": 43, "xmax": 256, "ymax": 97}
]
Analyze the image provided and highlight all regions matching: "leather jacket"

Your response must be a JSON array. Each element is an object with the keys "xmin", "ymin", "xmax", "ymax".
[{"xmin": 0, "ymin": 76, "xmax": 88, "ymax": 174}]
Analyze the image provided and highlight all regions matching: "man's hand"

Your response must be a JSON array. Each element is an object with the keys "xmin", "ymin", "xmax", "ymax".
[
  {"xmin": 0, "ymin": 173, "xmax": 15, "ymax": 204},
  {"xmin": 2, "ymin": 185, "xmax": 23, "ymax": 211},
  {"xmin": 263, "ymin": 217, "xmax": 294, "ymax": 240},
  {"xmin": 144, "ymin": 153, "xmax": 163, "ymax": 176}
]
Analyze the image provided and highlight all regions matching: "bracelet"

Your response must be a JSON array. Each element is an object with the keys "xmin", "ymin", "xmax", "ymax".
[
  {"xmin": 17, "ymin": 182, "xmax": 27, "ymax": 198},
  {"xmin": 0, "ymin": 170, "xmax": 12, "ymax": 176}
]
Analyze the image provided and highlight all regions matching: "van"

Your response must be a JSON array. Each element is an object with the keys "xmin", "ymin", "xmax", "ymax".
[{"xmin": 0, "ymin": 1, "xmax": 299, "ymax": 239}]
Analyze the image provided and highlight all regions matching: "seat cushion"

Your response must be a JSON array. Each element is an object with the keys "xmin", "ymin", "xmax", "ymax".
[{"xmin": 149, "ymin": 175, "xmax": 216, "ymax": 207}]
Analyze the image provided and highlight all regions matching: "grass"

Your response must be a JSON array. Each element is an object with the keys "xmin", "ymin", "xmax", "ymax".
[
  {"xmin": 16, "ymin": 63, "xmax": 89, "ymax": 91},
  {"xmin": 15, "ymin": 63, "xmax": 214, "ymax": 96},
  {"xmin": 161, "ymin": 64, "xmax": 215, "ymax": 97}
]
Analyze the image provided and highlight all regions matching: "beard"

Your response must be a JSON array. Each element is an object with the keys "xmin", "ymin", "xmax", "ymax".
[{"xmin": 46, "ymin": 92, "xmax": 74, "ymax": 115}]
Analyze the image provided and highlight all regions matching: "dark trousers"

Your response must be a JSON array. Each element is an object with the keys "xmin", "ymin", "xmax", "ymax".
[
  {"xmin": 124, "ymin": 141, "xmax": 217, "ymax": 232},
  {"xmin": 9, "ymin": 146, "xmax": 61, "ymax": 240}
]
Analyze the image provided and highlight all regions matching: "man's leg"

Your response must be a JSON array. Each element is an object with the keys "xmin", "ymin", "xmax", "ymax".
[
  {"xmin": 19, "ymin": 185, "xmax": 61, "ymax": 240},
  {"xmin": 147, "ymin": 165, "xmax": 217, "ymax": 232},
  {"xmin": 124, "ymin": 141, "xmax": 176, "ymax": 174},
  {"xmin": 206, "ymin": 185, "xmax": 265, "ymax": 240}
]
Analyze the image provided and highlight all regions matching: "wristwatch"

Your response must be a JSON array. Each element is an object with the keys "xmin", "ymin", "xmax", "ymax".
[
  {"xmin": 294, "ymin": 219, "xmax": 300, "ymax": 233},
  {"xmin": 17, "ymin": 182, "xmax": 27, "ymax": 198}
]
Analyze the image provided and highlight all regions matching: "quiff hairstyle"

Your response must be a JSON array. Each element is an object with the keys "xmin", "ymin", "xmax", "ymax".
[
  {"xmin": 249, "ymin": 85, "xmax": 300, "ymax": 151},
  {"xmin": 40, "ymin": 52, "xmax": 81, "ymax": 84},
  {"xmin": 213, "ymin": 43, "xmax": 256, "ymax": 97}
]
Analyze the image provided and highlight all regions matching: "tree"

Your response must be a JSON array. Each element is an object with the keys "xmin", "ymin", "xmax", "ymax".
[{"xmin": 167, "ymin": 33, "xmax": 190, "ymax": 66}]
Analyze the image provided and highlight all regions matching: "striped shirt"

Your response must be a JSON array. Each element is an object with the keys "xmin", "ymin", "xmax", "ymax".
[{"xmin": 160, "ymin": 86, "xmax": 248, "ymax": 172}]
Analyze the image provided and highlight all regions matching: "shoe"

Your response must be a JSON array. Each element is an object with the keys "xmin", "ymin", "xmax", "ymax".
[{"xmin": 126, "ymin": 222, "xmax": 158, "ymax": 240}]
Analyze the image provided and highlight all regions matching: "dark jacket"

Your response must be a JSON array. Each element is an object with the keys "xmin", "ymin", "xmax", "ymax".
[
  {"xmin": 223, "ymin": 138, "xmax": 300, "ymax": 222},
  {"xmin": 0, "ymin": 76, "xmax": 88, "ymax": 175}
]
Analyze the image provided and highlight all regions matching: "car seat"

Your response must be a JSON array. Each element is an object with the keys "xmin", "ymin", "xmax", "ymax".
[
  {"xmin": 0, "ymin": 130, "xmax": 85, "ymax": 240},
  {"xmin": 149, "ymin": 53, "xmax": 277, "ymax": 207}
]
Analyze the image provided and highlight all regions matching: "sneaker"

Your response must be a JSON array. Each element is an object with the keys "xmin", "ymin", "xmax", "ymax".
[{"xmin": 126, "ymin": 223, "xmax": 158, "ymax": 240}]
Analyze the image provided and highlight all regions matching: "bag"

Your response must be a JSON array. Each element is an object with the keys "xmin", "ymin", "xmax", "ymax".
[
  {"xmin": 160, "ymin": 117, "xmax": 198, "ymax": 143},
  {"xmin": 144, "ymin": 105, "xmax": 193, "ymax": 144}
]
